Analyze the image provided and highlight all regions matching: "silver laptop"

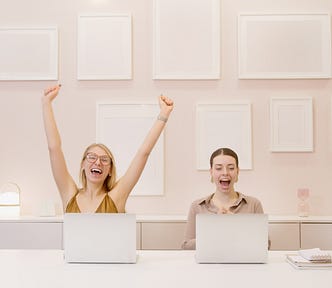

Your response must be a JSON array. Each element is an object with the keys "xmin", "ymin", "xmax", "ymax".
[
  {"xmin": 63, "ymin": 213, "xmax": 137, "ymax": 263},
  {"xmin": 195, "ymin": 213, "xmax": 268, "ymax": 263}
]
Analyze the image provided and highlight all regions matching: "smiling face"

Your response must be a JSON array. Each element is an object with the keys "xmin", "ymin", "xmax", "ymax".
[
  {"xmin": 79, "ymin": 144, "xmax": 117, "ymax": 191},
  {"xmin": 210, "ymin": 154, "xmax": 239, "ymax": 193},
  {"xmin": 82, "ymin": 146, "xmax": 111, "ymax": 184}
]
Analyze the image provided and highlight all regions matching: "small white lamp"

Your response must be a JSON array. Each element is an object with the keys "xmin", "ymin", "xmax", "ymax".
[{"xmin": 0, "ymin": 182, "xmax": 21, "ymax": 216}]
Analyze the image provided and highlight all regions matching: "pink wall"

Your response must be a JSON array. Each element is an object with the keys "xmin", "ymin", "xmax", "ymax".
[{"xmin": 0, "ymin": 0, "xmax": 331, "ymax": 216}]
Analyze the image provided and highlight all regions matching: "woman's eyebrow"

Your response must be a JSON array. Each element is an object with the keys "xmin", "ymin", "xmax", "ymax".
[{"xmin": 214, "ymin": 164, "xmax": 235, "ymax": 167}]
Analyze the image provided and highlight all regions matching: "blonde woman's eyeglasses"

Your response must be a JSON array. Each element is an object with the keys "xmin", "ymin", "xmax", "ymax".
[{"xmin": 85, "ymin": 152, "xmax": 111, "ymax": 165}]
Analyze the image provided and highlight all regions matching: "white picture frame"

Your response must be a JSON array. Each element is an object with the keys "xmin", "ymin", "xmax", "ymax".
[
  {"xmin": 0, "ymin": 27, "xmax": 58, "ymax": 80},
  {"xmin": 238, "ymin": 13, "xmax": 331, "ymax": 79},
  {"xmin": 153, "ymin": 0, "xmax": 220, "ymax": 79},
  {"xmin": 196, "ymin": 102, "xmax": 252, "ymax": 170},
  {"xmin": 270, "ymin": 97, "xmax": 313, "ymax": 152},
  {"xmin": 77, "ymin": 14, "xmax": 132, "ymax": 80},
  {"xmin": 96, "ymin": 103, "xmax": 164, "ymax": 196}
]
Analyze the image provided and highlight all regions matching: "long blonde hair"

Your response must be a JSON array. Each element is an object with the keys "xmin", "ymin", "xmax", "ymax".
[{"xmin": 79, "ymin": 143, "xmax": 117, "ymax": 191}]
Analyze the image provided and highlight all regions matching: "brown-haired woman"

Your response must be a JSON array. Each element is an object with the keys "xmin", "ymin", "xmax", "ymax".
[{"xmin": 182, "ymin": 148, "xmax": 266, "ymax": 250}]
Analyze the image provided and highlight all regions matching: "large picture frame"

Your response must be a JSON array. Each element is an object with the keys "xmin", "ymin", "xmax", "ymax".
[
  {"xmin": 96, "ymin": 103, "xmax": 164, "ymax": 196},
  {"xmin": 238, "ymin": 13, "xmax": 331, "ymax": 79},
  {"xmin": 196, "ymin": 102, "xmax": 252, "ymax": 170},
  {"xmin": 270, "ymin": 97, "xmax": 313, "ymax": 152},
  {"xmin": 77, "ymin": 14, "xmax": 132, "ymax": 80},
  {"xmin": 0, "ymin": 27, "xmax": 58, "ymax": 80},
  {"xmin": 153, "ymin": 0, "xmax": 220, "ymax": 79}
]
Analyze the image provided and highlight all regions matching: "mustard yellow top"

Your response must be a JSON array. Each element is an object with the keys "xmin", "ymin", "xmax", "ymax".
[{"xmin": 65, "ymin": 192, "xmax": 118, "ymax": 213}]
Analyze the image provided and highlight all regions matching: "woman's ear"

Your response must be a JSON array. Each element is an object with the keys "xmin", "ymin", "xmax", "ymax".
[{"xmin": 235, "ymin": 167, "xmax": 239, "ymax": 182}]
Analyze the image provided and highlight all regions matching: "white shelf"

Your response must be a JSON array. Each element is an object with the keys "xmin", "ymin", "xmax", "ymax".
[{"xmin": 1, "ymin": 214, "xmax": 332, "ymax": 223}]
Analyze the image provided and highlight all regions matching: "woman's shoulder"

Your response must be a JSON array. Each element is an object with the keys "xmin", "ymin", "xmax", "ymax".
[
  {"xmin": 190, "ymin": 193, "xmax": 213, "ymax": 206},
  {"xmin": 238, "ymin": 192, "xmax": 262, "ymax": 205},
  {"xmin": 238, "ymin": 192, "xmax": 264, "ymax": 212}
]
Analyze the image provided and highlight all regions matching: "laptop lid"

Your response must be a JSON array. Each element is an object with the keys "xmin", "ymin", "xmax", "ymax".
[
  {"xmin": 195, "ymin": 213, "xmax": 268, "ymax": 264},
  {"xmin": 63, "ymin": 213, "xmax": 137, "ymax": 263}
]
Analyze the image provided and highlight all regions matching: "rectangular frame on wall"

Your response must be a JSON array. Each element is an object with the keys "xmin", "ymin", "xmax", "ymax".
[
  {"xmin": 96, "ymin": 103, "xmax": 164, "ymax": 196},
  {"xmin": 153, "ymin": 0, "xmax": 220, "ymax": 79},
  {"xmin": 238, "ymin": 13, "xmax": 331, "ymax": 79},
  {"xmin": 270, "ymin": 97, "xmax": 313, "ymax": 152},
  {"xmin": 0, "ymin": 27, "xmax": 58, "ymax": 80},
  {"xmin": 77, "ymin": 14, "xmax": 132, "ymax": 80},
  {"xmin": 196, "ymin": 102, "xmax": 252, "ymax": 170}
]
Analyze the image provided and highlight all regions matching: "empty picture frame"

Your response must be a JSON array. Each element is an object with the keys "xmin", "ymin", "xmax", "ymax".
[
  {"xmin": 77, "ymin": 14, "xmax": 132, "ymax": 80},
  {"xmin": 270, "ymin": 97, "xmax": 313, "ymax": 152},
  {"xmin": 196, "ymin": 102, "xmax": 252, "ymax": 170},
  {"xmin": 0, "ymin": 27, "xmax": 58, "ymax": 80},
  {"xmin": 96, "ymin": 103, "xmax": 164, "ymax": 196},
  {"xmin": 238, "ymin": 13, "xmax": 331, "ymax": 79},
  {"xmin": 153, "ymin": 0, "xmax": 220, "ymax": 79}
]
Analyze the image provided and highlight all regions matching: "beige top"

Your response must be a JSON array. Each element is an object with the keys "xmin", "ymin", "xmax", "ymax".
[
  {"xmin": 65, "ymin": 192, "xmax": 118, "ymax": 213},
  {"xmin": 181, "ymin": 192, "xmax": 264, "ymax": 250}
]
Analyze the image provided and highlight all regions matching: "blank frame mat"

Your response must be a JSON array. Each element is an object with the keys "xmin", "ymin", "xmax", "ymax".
[
  {"xmin": 0, "ymin": 27, "xmax": 58, "ymax": 80},
  {"xmin": 238, "ymin": 13, "xmax": 331, "ymax": 79}
]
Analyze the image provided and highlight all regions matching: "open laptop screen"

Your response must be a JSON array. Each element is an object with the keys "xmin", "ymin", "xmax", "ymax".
[
  {"xmin": 63, "ymin": 213, "xmax": 137, "ymax": 263},
  {"xmin": 195, "ymin": 213, "xmax": 268, "ymax": 263}
]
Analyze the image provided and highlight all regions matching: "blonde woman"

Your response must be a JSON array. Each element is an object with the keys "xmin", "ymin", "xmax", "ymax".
[{"xmin": 42, "ymin": 85, "xmax": 173, "ymax": 213}]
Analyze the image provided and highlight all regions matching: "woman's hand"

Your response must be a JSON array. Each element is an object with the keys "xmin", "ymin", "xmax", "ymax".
[
  {"xmin": 43, "ymin": 84, "xmax": 61, "ymax": 102},
  {"xmin": 159, "ymin": 94, "xmax": 174, "ymax": 118}
]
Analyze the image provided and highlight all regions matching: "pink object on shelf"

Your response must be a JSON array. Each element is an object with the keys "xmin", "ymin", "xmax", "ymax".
[
  {"xmin": 297, "ymin": 188, "xmax": 310, "ymax": 201},
  {"xmin": 297, "ymin": 188, "xmax": 310, "ymax": 217}
]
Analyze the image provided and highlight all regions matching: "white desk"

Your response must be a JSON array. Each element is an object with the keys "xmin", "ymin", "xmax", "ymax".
[{"xmin": 0, "ymin": 250, "xmax": 330, "ymax": 288}]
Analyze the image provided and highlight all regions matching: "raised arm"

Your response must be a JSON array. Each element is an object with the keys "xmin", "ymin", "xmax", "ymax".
[
  {"xmin": 42, "ymin": 85, "xmax": 77, "ymax": 208},
  {"xmin": 111, "ymin": 95, "xmax": 174, "ymax": 210}
]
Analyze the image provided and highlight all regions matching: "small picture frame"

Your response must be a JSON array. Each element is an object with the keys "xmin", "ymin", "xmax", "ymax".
[
  {"xmin": 0, "ymin": 27, "xmax": 58, "ymax": 80},
  {"xmin": 153, "ymin": 0, "xmax": 220, "ymax": 79},
  {"xmin": 77, "ymin": 14, "xmax": 132, "ymax": 80},
  {"xmin": 238, "ymin": 13, "xmax": 331, "ymax": 79},
  {"xmin": 270, "ymin": 97, "xmax": 313, "ymax": 152}
]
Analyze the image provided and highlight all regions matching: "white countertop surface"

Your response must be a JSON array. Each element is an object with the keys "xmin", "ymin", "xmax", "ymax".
[{"xmin": 0, "ymin": 250, "xmax": 330, "ymax": 288}]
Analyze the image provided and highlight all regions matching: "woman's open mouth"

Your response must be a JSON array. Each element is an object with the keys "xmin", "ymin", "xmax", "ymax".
[
  {"xmin": 219, "ymin": 180, "xmax": 231, "ymax": 188},
  {"xmin": 91, "ymin": 168, "xmax": 102, "ymax": 174}
]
